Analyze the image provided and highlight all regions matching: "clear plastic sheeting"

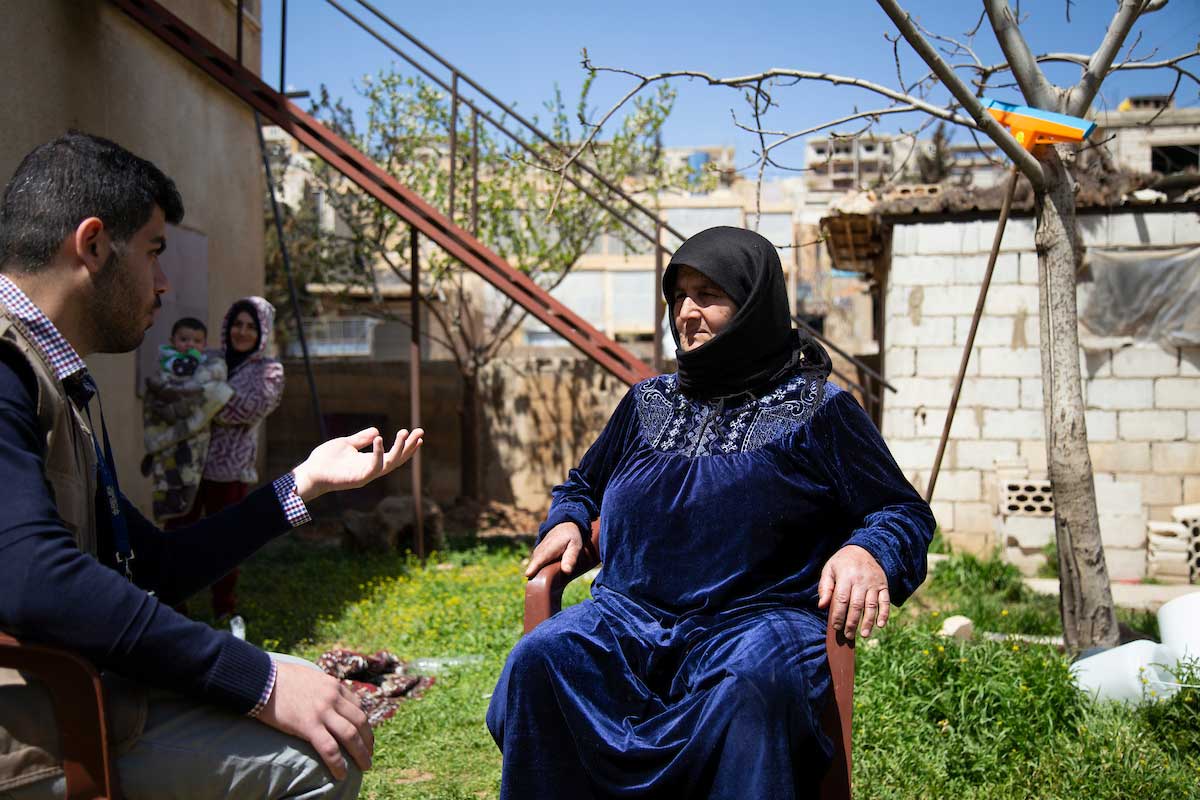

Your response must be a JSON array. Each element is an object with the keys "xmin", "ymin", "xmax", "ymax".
[{"xmin": 1080, "ymin": 246, "xmax": 1200, "ymax": 347}]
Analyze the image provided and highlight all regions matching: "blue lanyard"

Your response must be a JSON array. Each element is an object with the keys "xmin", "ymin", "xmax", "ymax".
[{"xmin": 80, "ymin": 383, "xmax": 134, "ymax": 581}]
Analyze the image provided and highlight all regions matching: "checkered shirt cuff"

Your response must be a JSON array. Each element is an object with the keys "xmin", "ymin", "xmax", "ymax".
[
  {"xmin": 247, "ymin": 659, "xmax": 278, "ymax": 718},
  {"xmin": 273, "ymin": 472, "xmax": 312, "ymax": 528}
]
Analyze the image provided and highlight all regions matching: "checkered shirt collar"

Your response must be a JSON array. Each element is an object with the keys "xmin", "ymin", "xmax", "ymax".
[{"xmin": 0, "ymin": 274, "xmax": 89, "ymax": 381}]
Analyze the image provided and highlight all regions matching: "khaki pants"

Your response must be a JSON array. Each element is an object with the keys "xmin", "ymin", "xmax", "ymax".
[{"xmin": 2, "ymin": 655, "xmax": 361, "ymax": 800}]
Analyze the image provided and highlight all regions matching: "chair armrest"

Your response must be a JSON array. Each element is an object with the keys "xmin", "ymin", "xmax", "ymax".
[
  {"xmin": 819, "ymin": 625, "xmax": 856, "ymax": 800},
  {"xmin": 522, "ymin": 521, "xmax": 601, "ymax": 635},
  {"xmin": 0, "ymin": 632, "xmax": 121, "ymax": 799}
]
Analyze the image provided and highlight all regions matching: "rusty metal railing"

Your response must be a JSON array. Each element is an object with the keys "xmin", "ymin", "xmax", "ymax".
[
  {"xmin": 313, "ymin": 1, "xmax": 896, "ymax": 392},
  {"xmin": 111, "ymin": 0, "xmax": 655, "ymax": 388},
  {"xmin": 793, "ymin": 315, "xmax": 893, "ymax": 424},
  {"xmin": 325, "ymin": 0, "xmax": 689, "ymax": 256}
]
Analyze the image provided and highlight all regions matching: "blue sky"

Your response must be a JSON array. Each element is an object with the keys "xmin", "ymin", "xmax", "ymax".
[{"xmin": 260, "ymin": 0, "xmax": 1198, "ymax": 170}]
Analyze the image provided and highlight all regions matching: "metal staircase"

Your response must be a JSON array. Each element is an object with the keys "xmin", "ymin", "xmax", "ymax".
[
  {"xmin": 108, "ymin": 0, "xmax": 893, "ymax": 416},
  {"xmin": 109, "ymin": 0, "xmax": 656, "ymax": 387}
]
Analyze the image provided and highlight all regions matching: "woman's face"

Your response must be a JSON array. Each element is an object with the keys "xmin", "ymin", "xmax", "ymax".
[
  {"xmin": 229, "ymin": 310, "xmax": 259, "ymax": 354},
  {"xmin": 672, "ymin": 265, "xmax": 738, "ymax": 352}
]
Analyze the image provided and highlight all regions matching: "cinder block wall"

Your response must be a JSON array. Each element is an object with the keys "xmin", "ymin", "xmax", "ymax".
[{"xmin": 881, "ymin": 208, "xmax": 1200, "ymax": 558}]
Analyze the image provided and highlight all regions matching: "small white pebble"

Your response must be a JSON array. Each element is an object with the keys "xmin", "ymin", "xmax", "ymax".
[{"xmin": 939, "ymin": 615, "xmax": 974, "ymax": 641}]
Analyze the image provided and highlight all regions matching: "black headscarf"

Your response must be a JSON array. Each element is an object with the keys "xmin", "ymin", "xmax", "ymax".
[
  {"xmin": 224, "ymin": 299, "xmax": 262, "ymax": 374},
  {"xmin": 664, "ymin": 226, "xmax": 800, "ymax": 400}
]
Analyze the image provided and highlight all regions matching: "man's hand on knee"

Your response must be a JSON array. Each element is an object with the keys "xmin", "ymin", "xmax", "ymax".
[{"xmin": 256, "ymin": 662, "xmax": 374, "ymax": 780}]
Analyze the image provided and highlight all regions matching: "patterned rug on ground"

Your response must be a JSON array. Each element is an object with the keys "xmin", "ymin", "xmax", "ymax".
[{"xmin": 316, "ymin": 648, "xmax": 435, "ymax": 726}]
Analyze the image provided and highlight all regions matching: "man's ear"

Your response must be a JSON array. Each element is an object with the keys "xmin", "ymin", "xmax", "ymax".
[{"xmin": 73, "ymin": 217, "xmax": 109, "ymax": 275}]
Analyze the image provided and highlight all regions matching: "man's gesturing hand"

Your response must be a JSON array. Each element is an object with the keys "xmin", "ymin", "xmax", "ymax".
[
  {"xmin": 293, "ymin": 427, "xmax": 423, "ymax": 503},
  {"xmin": 256, "ymin": 662, "xmax": 374, "ymax": 780},
  {"xmin": 524, "ymin": 521, "xmax": 585, "ymax": 578},
  {"xmin": 817, "ymin": 544, "xmax": 890, "ymax": 639}
]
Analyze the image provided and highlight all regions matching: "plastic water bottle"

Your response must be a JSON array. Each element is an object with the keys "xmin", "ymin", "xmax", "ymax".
[{"xmin": 229, "ymin": 614, "xmax": 246, "ymax": 641}]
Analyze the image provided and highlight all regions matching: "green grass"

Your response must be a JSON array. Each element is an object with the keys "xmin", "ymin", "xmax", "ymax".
[
  {"xmin": 919, "ymin": 550, "xmax": 1161, "ymax": 640},
  {"xmin": 855, "ymin": 623, "xmax": 1200, "ymax": 798},
  {"xmin": 210, "ymin": 540, "xmax": 1199, "ymax": 799}
]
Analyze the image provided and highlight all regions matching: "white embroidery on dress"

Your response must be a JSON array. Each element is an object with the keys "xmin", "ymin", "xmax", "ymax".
[{"xmin": 633, "ymin": 368, "xmax": 826, "ymax": 456}]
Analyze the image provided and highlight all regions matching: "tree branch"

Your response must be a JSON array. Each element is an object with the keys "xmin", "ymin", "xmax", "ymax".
[
  {"xmin": 734, "ymin": 104, "xmax": 922, "ymax": 167},
  {"xmin": 487, "ymin": 307, "xmax": 535, "ymax": 362},
  {"xmin": 961, "ymin": 48, "xmax": 1200, "ymax": 92},
  {"xmin": 1066, "ymin": 0, "xmax": 1155, "ymax": 116},
  {"xmin": 876, "ymin": 0, "xmax": 1047, "ymax": 189},
  {"xmin": 565, "ymin": 57, "xmax": 979, "ymax": 181},
  {"xmin": 983, "ymin": 0, "xmax": 1059, "ymax": 108}
]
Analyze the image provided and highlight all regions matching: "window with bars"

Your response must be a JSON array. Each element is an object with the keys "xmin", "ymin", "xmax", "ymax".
[{"xmin": 286, "ymin": 317, "xmax": 379, "ymax": 358}]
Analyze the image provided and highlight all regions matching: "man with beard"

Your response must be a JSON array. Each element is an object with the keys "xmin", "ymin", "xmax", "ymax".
[{"xmin": 0, "ymin": 132, "xmax": 423, "ymax": 799}]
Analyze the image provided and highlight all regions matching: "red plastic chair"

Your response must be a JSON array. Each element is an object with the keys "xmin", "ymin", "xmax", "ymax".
[
  {"xmin": 523, "ymin": 521, "xmax": 855, "ymax": 800},
  {"xmin": 0, "ymin": 631, "xmax": 122, "ymax": 799}
]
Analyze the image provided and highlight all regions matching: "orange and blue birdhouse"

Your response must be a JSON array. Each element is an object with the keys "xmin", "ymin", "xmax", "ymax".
[{"xmin": 982, "ymin": 98, "xmax": 1095, "ymax": 151}]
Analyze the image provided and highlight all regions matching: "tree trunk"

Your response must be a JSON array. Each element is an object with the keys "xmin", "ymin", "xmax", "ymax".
[
  {"xmin": 459, "ymin": 370, "xmax": 485, "ymax": 502},
  {"xmin": 1034, "ymin": 146, "xmax": 1119, "ymax": 654}
]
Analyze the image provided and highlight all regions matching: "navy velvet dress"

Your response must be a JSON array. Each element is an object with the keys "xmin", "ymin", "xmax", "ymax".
[{"xmin": 487, "ymin": 362, "xmax": 935, "ymax": 799}]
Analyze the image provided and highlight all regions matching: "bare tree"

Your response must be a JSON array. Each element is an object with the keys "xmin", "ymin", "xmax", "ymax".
[{"xmin": 558, "ymin": 1, "xmax": 1199, "ymax": 653}]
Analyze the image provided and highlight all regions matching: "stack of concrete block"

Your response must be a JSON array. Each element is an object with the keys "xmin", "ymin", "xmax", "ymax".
[
  {"xmin": 999, "ymin": 474, "xmax": 1056, "ymax": 575},
  {"xmin": 998, "ymin": 473, "xmax": 1147, "ymax": 579},
  {"xmin": 1147, "ymin": 521, "xmax": 1192, "ymax": 584},
  {"xmin": 1170, "ymin": 503, "xmax": 1200, "ymax": 583}
]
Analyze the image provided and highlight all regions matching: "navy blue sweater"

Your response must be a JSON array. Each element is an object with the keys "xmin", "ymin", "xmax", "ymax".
[{"xmin": 0, "ymin": 349, "xmax": 287, "ymax": 713}]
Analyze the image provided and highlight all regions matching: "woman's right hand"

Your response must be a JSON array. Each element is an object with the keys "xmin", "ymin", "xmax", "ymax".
[{"xmin": 525, "ymin": 521, "xmax": 585, "ymax": 578}]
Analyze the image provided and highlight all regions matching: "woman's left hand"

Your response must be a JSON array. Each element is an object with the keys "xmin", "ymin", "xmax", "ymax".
[
  {"xmin": 292, "ymin": 427, "xmax": 424, "ymax": 503},
  {"xmin": 817, "ymin": 545, "xmax": 890, "ymax": 640}
]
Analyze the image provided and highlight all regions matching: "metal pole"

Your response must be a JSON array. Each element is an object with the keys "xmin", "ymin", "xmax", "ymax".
[
  {"xmin": 409, "ymin": 228, "xmax": 426, "ymax": 559},
  {"xmin": 653, "ymin": 220, "xmax": 665, "ymax": 373},
  {"xmin": 447, "ymin": 73, "xmax": 458, "ymax": 222},
  {"xmin": 278, "ymin": 0, "xmax": 287, "ymax": 93},
  {"xmin": 235, "ymin": 0, "xmax": 244, "ymax": 64},
  {"xmin": 470, "ymin": 109, "xmax": 480, "ymax": 238},
  {"xmin": 926, "ymin": 166, "xmax": 1020, "ymax": 503},
  {"xmin": 255, "ymin": 113, "xmax": 328, "ymax": 443}
]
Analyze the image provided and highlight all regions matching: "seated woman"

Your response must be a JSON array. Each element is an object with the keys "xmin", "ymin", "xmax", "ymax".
[{"xmin": 487, "ymin": 226, "xmax": 935, "ymax": 799}]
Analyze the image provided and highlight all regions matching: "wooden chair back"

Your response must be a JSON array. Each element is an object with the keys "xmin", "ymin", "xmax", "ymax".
[{"xmin": 0, "ymin": 632, "xmax": 122, "ymax": 799}]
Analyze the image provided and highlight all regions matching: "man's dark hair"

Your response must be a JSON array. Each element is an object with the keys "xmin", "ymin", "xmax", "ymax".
[
  {"xmin": 0, "ymin": 131, "xmax": 184, "ymax": 273},
  {"xmin": 171, "ymin": 317, "xmax": 207, "ymax": 337}
]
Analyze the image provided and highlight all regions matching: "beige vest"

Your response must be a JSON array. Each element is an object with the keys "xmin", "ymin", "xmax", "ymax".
[{"xmin": 0, "ymin": 308, "xmax": 145, "ymax": 791}]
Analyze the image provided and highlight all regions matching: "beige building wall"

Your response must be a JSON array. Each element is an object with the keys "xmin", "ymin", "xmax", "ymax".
[
  {"xmin": 1092, "ymin": 105, "xmax": 1200, "ymax": 175},
  {"xmin": 267, "ymin": 356, "xmax": 625, "ymax": 514},
  {"xmin": 0, "ymin": 0, "xmax": 266, "ymax": 511}
]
